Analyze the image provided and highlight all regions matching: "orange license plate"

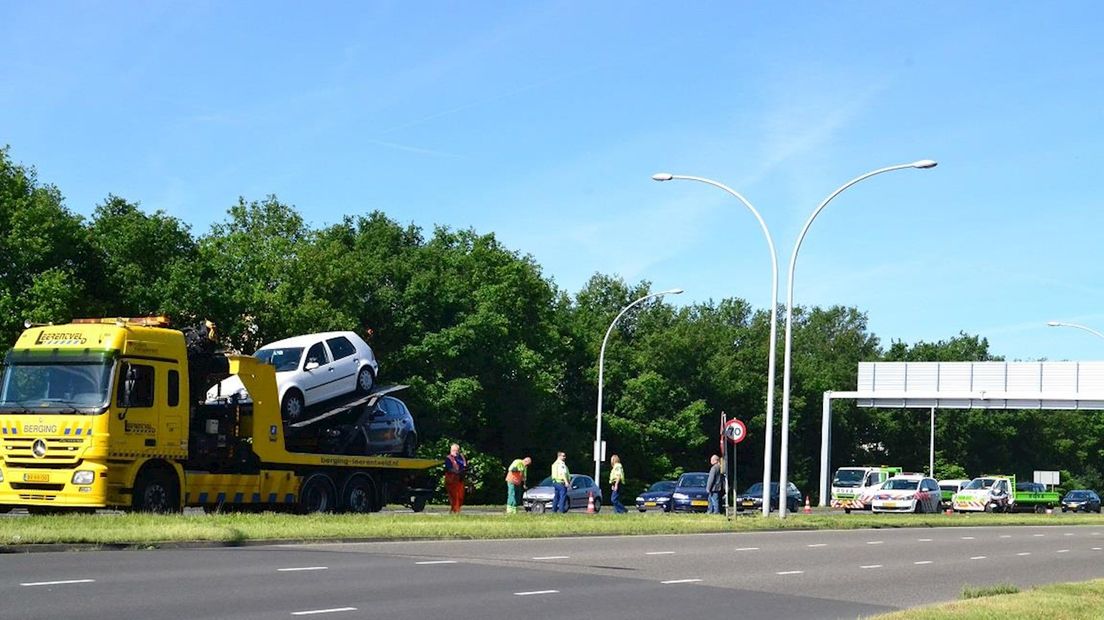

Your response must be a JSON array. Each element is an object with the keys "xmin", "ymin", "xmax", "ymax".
[{"xmin": 23, "ymin": 473, "xmax": 49, "ymax": 483}]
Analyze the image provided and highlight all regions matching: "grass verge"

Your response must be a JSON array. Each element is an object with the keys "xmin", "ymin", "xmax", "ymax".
[
  {"xmin": 871, "ymin": 579, "xmax": 1104, "ymax": 619},
  {"xmin": 2, "ymin": 510, "xmax": 1104, "ymax": 548}
]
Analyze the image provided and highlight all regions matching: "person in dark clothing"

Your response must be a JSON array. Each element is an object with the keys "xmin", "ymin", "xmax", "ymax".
[{"xmin": 706, "ymin": 454, "xmax": 724, "ymax": 514}]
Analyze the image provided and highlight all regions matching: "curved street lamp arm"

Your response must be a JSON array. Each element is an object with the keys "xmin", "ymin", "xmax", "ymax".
[{"xmin": 1047, "ymin": 321, "xmax": 1104, "ymax": 341}]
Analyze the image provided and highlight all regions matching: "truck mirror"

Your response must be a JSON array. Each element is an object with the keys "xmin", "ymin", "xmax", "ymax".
[{"xmin": 121, "ymin": 364, "xmax": 137, "ymax": 408}]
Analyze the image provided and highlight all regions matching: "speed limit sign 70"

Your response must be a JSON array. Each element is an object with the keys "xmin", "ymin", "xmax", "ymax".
[{"xmin": 723, "ymin": 418, "xmax": 747, "ymax": 444}]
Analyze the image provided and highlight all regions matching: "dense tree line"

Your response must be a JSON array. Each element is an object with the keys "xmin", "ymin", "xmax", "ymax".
[{"xmin": 2, "ymin": 146, "xmax": 1102, "ymax": 503}]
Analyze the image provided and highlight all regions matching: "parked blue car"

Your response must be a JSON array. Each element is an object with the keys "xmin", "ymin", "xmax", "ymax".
[
  {"xmin": 671, "ymin": 472, "xmax": 710, "ymax": 513},
  {"xmin": 635, "ymin": 480, "xmax": 677, "ymax": 512}
]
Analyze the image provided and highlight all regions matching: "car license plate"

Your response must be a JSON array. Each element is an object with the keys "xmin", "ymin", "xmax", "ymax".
[
  {"xmin": 691, "ymin": 500, "xmax": 708, "ymax": 507},
  {"xmin": 883, "ymin": 501, "xmax": 898, "ymax": 508},
  {"xmin": 23, "ymin": 473, "xmax": 49, "ymax": 483},
  {"xmin": 742, "ymin": 500, "xmax": 754, "ymax": 506},
  {"xmin": 645, "ymin": 501, "xmax": 656, "ymax": 507}
]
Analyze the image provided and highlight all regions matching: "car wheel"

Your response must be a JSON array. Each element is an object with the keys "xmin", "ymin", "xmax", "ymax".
[
  {"xmin": 638, "ymin": 507, "xmax": 646, "ymax": 512},
  {"xmin": 281, "ymin": 389, "xmax": 305, "ymax": 420},
  {"xmin": 593, "ymin": 497, "xmax": 602, "ymax": 513},
  {"xmin": 356, "ymin": 366, "xmax": 375, "ymax": 394},
  {"xmin": 844, "ymin": 508, "xmax": 852, "ymax": 514},
  {"xmin": 401, "ymin": 433, "xmax": 417, "ymax": 458},
  {"xmin": 531, "ymin": 502, "xmax": 546, "ymax": 514}
]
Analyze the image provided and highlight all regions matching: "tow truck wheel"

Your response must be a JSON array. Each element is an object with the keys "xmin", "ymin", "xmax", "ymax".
[
  {"xmin": 411, "ymin": 495, "xmax": 427, "ymax": 513},
  {"xmin": 356, "ymin": 367, "xmax": 375, "ymax": 394},
  {"xmin": 340, "ymin": 474, "xmax": 375, "ymax": 514},
  {"xmin": 299, "ymin": 473, "xmax": 337, "ymax": 513},
  {"xmin": 133, "ymin": 468, "xmax": 181, "ymax": 513}
]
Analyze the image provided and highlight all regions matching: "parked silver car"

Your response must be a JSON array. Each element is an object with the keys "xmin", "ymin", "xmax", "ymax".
[{"xmin": 524, "ymin": 474, "xmax": 603, "ymax": 513}]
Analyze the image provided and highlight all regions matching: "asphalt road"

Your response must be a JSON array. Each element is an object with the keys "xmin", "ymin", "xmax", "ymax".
[{"xmin": 2, "ymin": 525, "xmax": 1103, "ymax": 620}]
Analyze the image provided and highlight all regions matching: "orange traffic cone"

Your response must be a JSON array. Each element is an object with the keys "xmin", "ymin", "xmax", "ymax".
[
  {"xmin": 587, "ymin": 491, "xmax": 595, "ymax": 514},
  {"xmin": 803, "ymin": 496, "xmax": 812, "ymax": 514}
]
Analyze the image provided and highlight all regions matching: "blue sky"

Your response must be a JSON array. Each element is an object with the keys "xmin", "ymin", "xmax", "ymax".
[{"xmin": 3, "ymin": 2, "xmax": 1104, "ymax": 362}]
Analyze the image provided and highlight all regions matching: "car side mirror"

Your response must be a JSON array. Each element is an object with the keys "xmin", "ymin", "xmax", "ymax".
[
  {"xmin": 305, "ymin": 361, "xmax": 320, "ymax": 371},
  {"xmin": 121, "ymin": 364, "xmax": 137, "ymax": 408}
]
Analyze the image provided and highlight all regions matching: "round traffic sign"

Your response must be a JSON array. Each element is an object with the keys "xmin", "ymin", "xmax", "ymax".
[{"xmin": 723, "ymin": 418, "xmax": 747, "ymax": 444}]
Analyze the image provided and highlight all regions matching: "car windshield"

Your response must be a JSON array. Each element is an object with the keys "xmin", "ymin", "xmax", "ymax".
[
  {"xmin": 0, "ymin": 357, "xmax": 115, "ymax": 413},
  {"xmin": 254, "ymin": 347, "xmax": 303, "ymax": 372},
  {"xmin": 833, "ymin": 469, "xmax": 865, "ymax": 487},
  {"xmin": 883, "ymin": 478, "xmax": 920, "ymax": 491},
  {"xmin": 1066, "ymin": 491, "xmax": 1091, "ymax": 500},
  {"xmin": 743, "ymin": 482, "xmax": 780, "ymax": 495},
  {"xmin": 648, "ymin": 481, "xmax": 676, "ymax": 493},
  {"xmin": 536, "ymin": 476, "xmax": 555, "ymax": 487},
  {"xmin": 939, "ymin": 484, "xmax": 960, "ymax": 492},
  {"xmin": 678, "ymin": 474, "xmax": 708, "ymax": 488},
  {"xmin": 964, "ymin": 478, "xmax": 997, "ymax": 490}
]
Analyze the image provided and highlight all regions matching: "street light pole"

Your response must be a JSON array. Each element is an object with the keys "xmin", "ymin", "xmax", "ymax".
[
  {"xmin": 1046, "ymin": 321, "xmax": 1104, "ymax": 341},
  {"xmin": 596, "ymin": 288, "xmax": 684, "ymax": 484},
  {"xmin": 778, "ymin": 159, "xmax": 937, "ymax": 518},
  {"xmin": 652, "ymin": 172, "xmax": 779, "ymax": 517}
]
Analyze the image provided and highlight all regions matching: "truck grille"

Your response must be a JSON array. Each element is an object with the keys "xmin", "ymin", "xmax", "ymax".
[{"xmin": 1, "ymin": 437, "xmax": 84, "ymax": 465}]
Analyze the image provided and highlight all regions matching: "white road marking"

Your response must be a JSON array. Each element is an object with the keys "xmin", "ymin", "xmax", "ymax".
[
  {"xmin": 866, "ymin": 541, "xmax": 883, "ymax": 545},
  {"xmin": 776, "ymin": 570, "xmax": 804, "ymax": 575},
  {"xmin": 1064, "ymin": 533, "xmax": 1075, "ymax": 536},
  {"xmin": 661, "ymin": 579, "xmax": 703, "ymax": 584},
  {"xmin": 278, "ymin": 567, "xmax": 328, "ymax": 572},
  {"xmin": 918, "ymin": 538, "xmax": 932, "ymax": 542},
  {"xmin": 515, "ymin": 590, "xmax": 559, "ymax": 596},
  {"xmin": 914, "ymin": 561, "xmax": 933, "ymax": 565},
  {"xmin": 860, "ymin": 564, "xmax": 882, "ymax": 569},
  {"xmin": 20, "ymin": 579, "xmax": 95, "ymax": 587},
  {"xmin": 646, "ymin": 551, "xmax": 676, "ymax": 555},
  {"xmin": 291, "ymin": 608, "xmax": 357, "ymax": 616},
  {"xmin": 971, "ymin": 556, "xmax": 987, "ymax": 560},
  {"xmin": 807, "ymin": 543, "xmax": 827, "ymax": 548},
  {"xmin": 735, "ymin": 547, "xmax": 760, "ymax": 551},
  {"xmin": 532, "ymin": 556, "xmax": 570, "ymax": 560},
  {"xmin": 999, "ymin": 535, "xmax": 1012, "ymax": 538},
  {"xmin": 1092, "ymin": 547, "xmax": 1102, "ymax": 551},
  {"xmin": 1057, "ymin": 549, "xmax": 1070, "ymax": 553},
  {"xmin": 1017, "ymin": 552, "xmax": 1031, "ymax": 556},
  {"xmin": 1033, "ymin": 534, "xmax": 1045, "ymax": 537},
  {"xmin": 415, "ymin": 560, "xmax": 458, "ymax": 565},
  {"xmin": 960, "ymin": 536, "xmax": 975, "ymax": 540}
]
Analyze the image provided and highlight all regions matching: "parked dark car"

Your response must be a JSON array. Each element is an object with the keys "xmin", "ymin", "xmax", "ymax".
[
  {"xmin": 1061, "ymin": 489, "xmax": 1102, "ymax": 513},
  {"xmin": 284, "ymin": 387, "xmax": 417, "ymax": 457},
  {"xmin": 671, "ymin": 472, "xmax": 710, "ymax": 513},
  {"xmin": 736, "ymin": 481, "xmax": 802, "ymax": 513},
  {"xmin": 523, "ymin": 474, "xmax": 603, "ymax": 513},
  {"xmin": 635, "ymin": 480, "xmax": 677, "ymax": 512}
]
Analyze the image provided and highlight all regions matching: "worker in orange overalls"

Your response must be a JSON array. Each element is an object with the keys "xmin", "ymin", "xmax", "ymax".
[{"xmin": 444, "ymin": 443, "xmax": 468, "ymax": 513}]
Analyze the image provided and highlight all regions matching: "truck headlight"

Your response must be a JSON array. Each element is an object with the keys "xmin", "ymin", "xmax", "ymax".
[
  {"xmin": 0, "ymin": 467, "xmax": 4, "ymax": 483},
  {"xmin": 72, "ymin": 470, "xmax": 95, "ymax": 485}
]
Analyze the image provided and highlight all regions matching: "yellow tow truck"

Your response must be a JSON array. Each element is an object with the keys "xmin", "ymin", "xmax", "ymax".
[{"xmin": 0, "ymin": 317, "xmax": 438, "ymax": 513}]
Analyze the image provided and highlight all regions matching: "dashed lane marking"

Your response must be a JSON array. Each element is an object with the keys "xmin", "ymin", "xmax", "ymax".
[
  {"xmin": 21, "ymin": 579, "xmax": 95, "ymax": 587},
  {"xmin": 1000, "ymin": 535, "xmax": 1012, "ymax": 538},
  {"xmin": 776, "ymin": 570, "xmax": 804, "ymax": 575},
  {"xmin": 532, "ymin": 556, "xmax": 570, "ymax": 560},
  {"xmin": 661, "ymin": 579, "xmax": 703, "ymax": 584},
  {"xmin": 918, "ymin": 538, "xmax": 932, "ymax": 542},
  {"xmin": 807, "ymin": 543, "xmax": 827, "ymax": 548},
  {"xmin": 1033, "ymin": 534, "xmax": 1045, "ymax": 537},
  {"xmin": 867, "ymin": 541, "xmax": 883, "ymax": 545},
  {"xmin": 1092, "ymin": 547, "xmax": 1102, "ymax": 551},
  {"xmin": 914, "ymin": 561, "xmax": 933, "ymax": 565},
  {"xmin": 971, "ymin": 556, "xmax": 987, "ymax": 560},
  {"xmin": 1017, "ymin": 552, "xmax": 1031, "ymax": 556},
  {"xmin": 279, "ymin": 567, "xmax": 328, "ymax": 572},
  {"xmin": 646, "ymin": 551, "xmax": 676, "ymax": 555},
  {"xmin": 735, "ymin": 547, "xmax": 760, "ymax": 551},
  {"xmin": 415, "ymin": 560, "xmax": 458, "ymax": 565},
  {"xmin": 291, "ymin": 608, "xmax": 357, "ymax": 616},
  {"xmin": 960, "ymin": 536, "xmax": 975, "ymax": 540},
  {"xmin": 515, "ymin": 590, "xmax": 559, "ymax": 596},
  {"xmin": 1057, "ymin": 549, "xmax": 1070, "ymax": 553},
  {"xmin": 860, "ymin": 565, "xmax": 882, "ymax": 569}
]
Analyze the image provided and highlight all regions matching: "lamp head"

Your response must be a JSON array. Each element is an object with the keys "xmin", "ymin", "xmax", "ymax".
[
  {"xmin": 665, "ymin": 288, "xmax": 685, "ymax": 295},
  {"xmin": 1046, "ymin": 321, "xmax": 1062, "ymax": 327},
  {"xmin": 652, "ymin": 172, "xmax": 674, "ymax": 181},
  {"xmin": 911, "ymin": 159, "xmax": 938, "ymax": 169}
]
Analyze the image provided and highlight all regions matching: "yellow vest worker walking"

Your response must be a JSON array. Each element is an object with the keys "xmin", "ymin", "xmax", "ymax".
[
  {"xmin": 609, "ymin": 454, "xmax": 627, "ymax": 513},
  {"xmin": 505, "ymin": 457, "xmax": 531, "ymax": 513},
  {"xmin": 551, "ymin": 452, "xmax": 570, "ymax": 513}
]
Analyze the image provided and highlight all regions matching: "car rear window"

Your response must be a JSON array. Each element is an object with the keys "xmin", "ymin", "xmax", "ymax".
[{"xmin": 327, "ymin": 337, "xmax": 357, "ymax": 360}]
